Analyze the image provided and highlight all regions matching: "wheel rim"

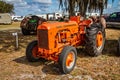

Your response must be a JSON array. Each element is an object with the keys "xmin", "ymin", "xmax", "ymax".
[
  {"xmin": 96, "ymin": 31, "xmax": 103, "ymax": 50},
  {"xmin": 32, "ymin": 46, "xmax": 38, "ymax": 58},
  {"xmin": 66, "ymin": 51, "xmax": 75, "ymax": 69}
]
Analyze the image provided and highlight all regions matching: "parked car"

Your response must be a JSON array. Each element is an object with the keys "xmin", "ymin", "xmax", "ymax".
[
  {"xmin": 105, "ymin": 12, "xmax": 120, "ymax": 22},
  {"xmin": 105, "ymin": 12, "xmax": 120, "ymax": 28},
  {"xmin": 13, "ymin": 16, "xmax": 24, "ymax": 22}
]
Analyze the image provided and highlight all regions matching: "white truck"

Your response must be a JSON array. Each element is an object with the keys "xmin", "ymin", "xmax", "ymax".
[
  {"xmin": 12, "ymin": 16, "xmax": 24, "ymax": 22},
  {"xmin": 0, "ymin": 13, "xmax": 12, "ymax": 24}
]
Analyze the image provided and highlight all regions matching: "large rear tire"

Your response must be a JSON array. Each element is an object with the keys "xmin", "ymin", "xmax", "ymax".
[
  {"xmin": 26, "ymin": 40, "xmax": 39, "ymax": 62},
  {"xmin": 85, "ymin": 23, "xmax": 105, "ymax": 56},
  {"xmin": 21, "ymin": 28, "xmax": 30, "ymax": 35},
  {"xmin": 58, "ymin": 46, "xmax": 77, "ymax": 74}
]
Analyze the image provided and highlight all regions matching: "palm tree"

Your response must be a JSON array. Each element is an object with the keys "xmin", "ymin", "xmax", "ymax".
[
  {"xmin": 59, "ymin": 0, "xmax": 114, "ymax": 16},
  {"xmin": 59, "ymin": 0, "xmax": 76, "ymax": 16}
]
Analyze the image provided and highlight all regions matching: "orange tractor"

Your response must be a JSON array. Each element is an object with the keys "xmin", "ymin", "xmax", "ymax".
[{"xmin": 26, "ymin": 16, "xmax": 106, "ymax": 74}]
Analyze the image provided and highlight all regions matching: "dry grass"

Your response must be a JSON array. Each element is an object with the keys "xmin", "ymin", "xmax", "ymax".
[
  {"xmin": 0, "ymin": 22, "xmax": 20, "ymax": 30},
  {"xmin": 0, "ymin": 23, "xmax": 120, "ymax": 80}
]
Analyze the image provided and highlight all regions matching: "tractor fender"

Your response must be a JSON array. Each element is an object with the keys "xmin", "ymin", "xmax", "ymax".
[
  {"xmin": 79, "ymin": 19, "xmax": 92, "ymax": 27},
  {"xmin": 100, "ymin": 17, "xmax": 106, "ymax": 28},
  {"xmin": 88, "ymin": 16, "xmax": 106, "ymax": 28}
]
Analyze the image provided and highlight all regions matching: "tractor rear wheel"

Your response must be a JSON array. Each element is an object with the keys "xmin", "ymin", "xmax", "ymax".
[
  {"xmin": 117, "ymin": 38, "xmax": 120, "ymax": 56},
  {"xmin": 85, "ymin": 23, "xmax": 105, "ymax": 56},
  {"xmin": 21, "ymin": 28, "xmax": 30, "ymax": 35},
  {"xmin": 58, "ymin": 46, "xmax": 77, "ymax": 74},
  {"xmin": 26, "ymin": 40, "xmax": 39, "ymax": 62}
]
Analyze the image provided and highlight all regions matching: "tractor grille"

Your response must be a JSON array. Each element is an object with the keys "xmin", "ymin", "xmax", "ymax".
[{"xmin": 38, "ymin": 30, "xmax": 49, "ymax": 49}]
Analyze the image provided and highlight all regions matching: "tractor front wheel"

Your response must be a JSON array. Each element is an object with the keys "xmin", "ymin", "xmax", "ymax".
[
  {"xmin": 58, "ymin": 46, "xmax": 77, "ymax": 74},
  {"xmin": 26, "ymin": 40, "xmax": 39, "ymax": 62},
  {"xmin": 85, "ymin": 23, "xmax": 105, "ymax": 56}
]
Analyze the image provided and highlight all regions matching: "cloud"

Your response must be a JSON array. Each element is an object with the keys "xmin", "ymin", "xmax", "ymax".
[
  {"xmin": 104, "ymin": 0, "xmax": 120, "ymax": 14},
  {"xmin": 3, "ymin": 0, "xmax": 29, "ymax": 7},
  {"xmin": 107, "ymin": 4, "xmax": 112, "ymax": 8},
  {"xmin": 2, "ymin": 0, "xmax": 53, "ymax": 15},
  {"xmin": 3, "ymin": 0, "xmax": 23, "ymax": 3},
  {"xmin": 33, "ymin": 0, "xmax": 52, "ymax": 4},
  {"xmin": 118, "ymin": 1, "xmax": 120, "ymax": 5}
]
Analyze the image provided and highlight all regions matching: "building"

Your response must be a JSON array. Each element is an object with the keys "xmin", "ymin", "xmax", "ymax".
[{"xmin": 0, "ymin": 13, "xmax": 12, "ymax": 24}]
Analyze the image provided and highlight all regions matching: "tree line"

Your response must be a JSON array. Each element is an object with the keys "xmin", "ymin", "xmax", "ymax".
[{"xmin": 0, "ymin": 1, "xmax": 14, "ymax": 13}]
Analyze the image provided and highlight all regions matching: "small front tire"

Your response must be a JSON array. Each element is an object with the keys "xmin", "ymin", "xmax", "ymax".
[
  {"xmin": 58, "ymin": 46, "xmax": 77, "ymax": 74},
  {"xmin": 26, "ymin": 40, "xmax": 39, "ymax": 62}
]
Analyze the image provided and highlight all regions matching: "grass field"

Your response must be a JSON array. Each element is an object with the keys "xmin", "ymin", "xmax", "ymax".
[
  {"xmin": 0, "ymin": 22, "xmax": 120, "ymax": 80},
  {"xmin": 0, "ymin": 22, "xmax": 20, "ymax": 30}
]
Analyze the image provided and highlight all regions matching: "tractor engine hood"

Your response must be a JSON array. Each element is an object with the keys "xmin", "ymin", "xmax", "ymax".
[
  {"xmin": 37, "ymin": 21, "xmax": 79, "ymax": 50},
  {"xmin": 37, "ymin": 21, "xmax": 78, "ymax": 30}
]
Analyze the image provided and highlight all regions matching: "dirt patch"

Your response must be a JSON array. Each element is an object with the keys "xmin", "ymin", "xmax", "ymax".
[{"xmin": 0, "ymin": 27, "xmax": 120, "ymax": 80}]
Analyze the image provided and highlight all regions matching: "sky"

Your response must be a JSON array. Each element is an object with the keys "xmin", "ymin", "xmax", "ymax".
[
  {"xmin": 104, "ymin": 0, "xmax": 120, "ymax": 14},
  {"xmin": 2, "ymin": 0, "xmax": 120, "ymax": 16}
]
